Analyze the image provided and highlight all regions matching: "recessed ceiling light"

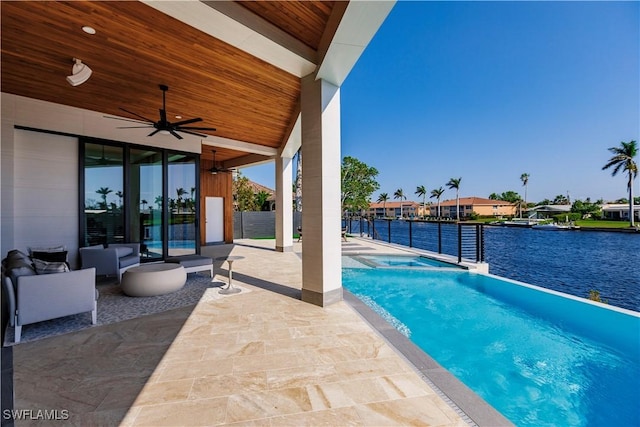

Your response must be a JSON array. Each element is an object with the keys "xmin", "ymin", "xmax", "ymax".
[
  {"xmin": 175, "ymin": 115, "xmax": 182, "ymax": 119},
  {"xmin": 82, "ymin": 26, "xmax": 96, "ymax": 35}
]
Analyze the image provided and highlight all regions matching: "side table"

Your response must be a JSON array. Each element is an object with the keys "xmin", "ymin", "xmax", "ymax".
[{"xmin": 215, "ymin": 256, "xmax": 244, "ymax": 294}]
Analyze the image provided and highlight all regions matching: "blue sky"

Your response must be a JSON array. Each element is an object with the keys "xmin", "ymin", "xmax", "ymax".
[{"xmin": 241, "ymin": 1, "xmax": 639, "ymax": 204}]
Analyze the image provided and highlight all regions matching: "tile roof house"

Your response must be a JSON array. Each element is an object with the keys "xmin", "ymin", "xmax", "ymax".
[
  {"xmin": 428, "ymin": 197, "xmax": 516, "ymax": 218},
  {"xmin": 367, "ymin": 201, "xmax": 421, "ymax": 218}
]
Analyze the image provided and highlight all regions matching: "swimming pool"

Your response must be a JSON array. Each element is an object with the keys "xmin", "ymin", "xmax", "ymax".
[
  {"xmin": 344, "ymin": 254, "xmax": 460, "ymax": 269},
  {"xmin": 342, "ymin": 256, "xmax": 640, "ymax": 427}
]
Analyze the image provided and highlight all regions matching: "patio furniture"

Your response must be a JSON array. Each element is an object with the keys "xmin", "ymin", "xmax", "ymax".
[
  {"xmin": 79, "ymin": 243, "xmax": 141, "ymax": 283},
  {"xmin": 2, "ymin": 249, "xmax": 97, "ymax": 343},
  {"xmin": 216, "ymin": 256, "xmax": 244, "ymax": 294},
  {"xmin": 166, "ymin": 254, "xmax": 213, "ymax": 277},
  {"xmin": 120, "ymin": 263, "xmax": 186, "ymax": 297}
]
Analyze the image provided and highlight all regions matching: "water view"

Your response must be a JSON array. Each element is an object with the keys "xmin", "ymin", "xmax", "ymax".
[
  {"xmin": 342, "ymin": 265, "xmax": 640, "ymax": 427},
  {"xmin": 355, "ymin": 220, "xmax": 640, "ymax": 312}
]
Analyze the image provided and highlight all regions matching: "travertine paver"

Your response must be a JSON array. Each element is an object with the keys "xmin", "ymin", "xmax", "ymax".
[{"xmin": 13, "ymin": 238, "xmax": 469, "ymax": 426}]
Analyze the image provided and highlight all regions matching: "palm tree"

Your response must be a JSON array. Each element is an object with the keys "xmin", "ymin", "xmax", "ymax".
[
  {"xmin": 377, "ymin": 192, "xmax": 389, "ymax": 218},
  {"xmin": 520, "ymin": 173, "xmax": 529, "ymax": 219},
  {"xmin": 141, "ymin": 199, "xmax": 148, "ymax": 212},
  {"xmin": 602, "ymin": 140, "xmax": 638, "ymax": 227},
  {"xmin": 115, "ymin": 190, "xmax": 124, "ymax": 208},
  {"xmin": 96, "ymin": 187, "xmax": 112, "ymax": 210},
  {"xmin": 415, "ymin": 185, "xmax": 427, "ymax": 219},
  {"xmin": 393, "ymin": 188, "xmax": 406, "ymax": 218},
  {"xmin": 430, "ymin": 187, "xmax": 445, "ymax": 218},
  {"xmin": 176, "ymin": 187, "xmax": 187, "ymax": 213},
  {"xmin": 446, "ymin": 177, "xmax": 462, "ymax": 220}
]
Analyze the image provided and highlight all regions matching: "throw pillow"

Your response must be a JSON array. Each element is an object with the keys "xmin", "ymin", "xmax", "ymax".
[
  {"xmin": 31, "ymin": 250, "xmax": 68, "ymax": 263},
  {"xmin": 28, "ymin": 245, "xmax": 65, "ymax": 257},
  {"xmin": 32, "ymin": 258, "xmax": 70, "ymax": 275}
]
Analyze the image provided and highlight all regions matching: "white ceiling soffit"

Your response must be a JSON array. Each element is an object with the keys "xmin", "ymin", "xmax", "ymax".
[
  {"xmin": 202, "ymin": 136, "xmax": 278, "ymax": 157},
  {"xmin": 226, "ymin": 153, "xmax": 274, "ymax": 169},
  {"xmin": 279, "ymin": 113, "xmax": 302, "ymax": 159},
  {"xmin": 316, "ymin": 1, "xmax": 396, "ymax": 87},
  {"xmin": 141, "ymin": 0, "xmax": 316, "ymax": 77}
]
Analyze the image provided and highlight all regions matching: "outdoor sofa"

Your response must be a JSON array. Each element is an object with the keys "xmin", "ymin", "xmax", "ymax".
[{"xmin": 2, "ymin": 248, "xmax": 97, "ymax": 343}]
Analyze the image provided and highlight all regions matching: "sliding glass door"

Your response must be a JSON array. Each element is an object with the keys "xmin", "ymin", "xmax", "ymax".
[
  {"xmin": 80, "ymin": 140, "xmax": 199, "ymax": 260},
  {"xmin": 130, "ymin": 148, "xmax": 164, "ymax": 261},
  {"xmin": 168, "ymin": 153, "xmax": 197, "ymax": 256}
]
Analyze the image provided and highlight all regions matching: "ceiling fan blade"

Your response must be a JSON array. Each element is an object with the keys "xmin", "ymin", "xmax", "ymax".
[
  {"xmin": 119, "ymin": 107, "xmax": 155, "ymax": 123},
  {"xmin": 169, "ymin": 129, "xmax": 183, "ymax": 140},
  {"xmin": 176, "ymin": 129, "xmax": 209, "ymax": 138},
  {"xmin": 104, "ymin": 115, "xmax": 148, "ymax": 124},
  {"xmin": 148, "ymin": 129, "xmax": 161, "ymax": 137},
  {"xmin": 172, "ymin": 117, "xmax": 202, "ymax": 127},
  {"xmin": 178, "ymin": 126, "xmax": 217, "ymax": 131}
]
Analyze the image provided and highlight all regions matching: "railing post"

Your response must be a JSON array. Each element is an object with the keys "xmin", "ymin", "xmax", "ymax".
[
  {"xmin": 480, "ymin": 224, "xmax": 485, "ymax": 262},
  {"xmin": 438, "ymin": 221, "xmax": 442, "ymax": 254},
  {"xmin": 458, "ymin": 223, "xmax": 462, "ymax": 263},
  {"xmin": 359, "ymin": 217, "xmax": 363, "ymax": 236},
  {"xmin": 475, "ymin": 224, "xmax": 480, "ymax": 262},
  {"xmin": 388, "ymin": 220, "xmax": 391, "ymax": 243},
  {"xmin": 372, "ymin": 219, "xmax": 376, "ymax": 240},
  {"xmin": 409, "ymin": 220, "xmax": 413, "ymax": 248}
]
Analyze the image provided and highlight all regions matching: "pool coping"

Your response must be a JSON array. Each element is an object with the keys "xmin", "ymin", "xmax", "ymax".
[{"xmin": 343, "ymin": 289, "xmax": 514, "ymax": 427}]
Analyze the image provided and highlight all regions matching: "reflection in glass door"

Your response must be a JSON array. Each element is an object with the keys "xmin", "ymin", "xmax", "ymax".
[
  {"xmin": 82, "ymin": 143, "xmax": 124, "ymax": 246},
  {"xmin": 168, "ymin": 153, "xmax": 197, "ymax": 256},
  {"xmin": 130, "ymin": 148, "xmax": 163, "ymax": 261}
]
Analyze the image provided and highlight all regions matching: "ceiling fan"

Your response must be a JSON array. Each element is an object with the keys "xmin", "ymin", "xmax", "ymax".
[
  {"xmin": 86, "ymin": 145, "xmax": 119, "ymax": 166},
  {"xmin": 208, "ymin": 150, "xmax": 233, "ymax": 174},
  {"xmin": 106, "ymin": 84, "xmax": 216, "ymax": 140}
]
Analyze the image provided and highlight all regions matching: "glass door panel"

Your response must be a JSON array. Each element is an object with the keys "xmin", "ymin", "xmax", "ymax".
[
  {"xmin": 130, "ymin": 148, "xmax": 163, "ymax": 261},
  {"xmin": 83, "ymin": 143, "xmax": 124, "ymax": 246},
  {"xmin": 168, "ymin": 153, "xmax": 197, "ymax": 256}
]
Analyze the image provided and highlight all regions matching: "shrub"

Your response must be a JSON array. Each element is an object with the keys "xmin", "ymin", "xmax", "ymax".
[{"xmin": 588, "ymin": 290, "xmax": 607, "ymax": 304}]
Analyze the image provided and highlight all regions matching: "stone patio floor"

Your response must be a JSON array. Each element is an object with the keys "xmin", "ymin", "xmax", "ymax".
[{"xmin": 9, "ymin": 237, "xmax": 507, "ymax": 426}]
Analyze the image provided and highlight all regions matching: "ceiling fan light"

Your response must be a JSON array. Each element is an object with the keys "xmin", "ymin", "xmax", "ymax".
[
  {"xmin": 209, "ymin": 168, "xmax": 218, "ymax": 175},
  {"xmin": 66, "ymin": 58, "xmax": 92, "ymax": 86},
  {"xmin": 159, "ymin": 130, "xmax": 171, "ymax": 135}
]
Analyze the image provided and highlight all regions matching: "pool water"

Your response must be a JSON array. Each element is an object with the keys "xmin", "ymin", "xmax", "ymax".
[
  {"xmin": 345, "ymin": 254, "xmax": 458, "ymax": 269},
  {"xmin": 342, "ymin": 264, "xmax": 640, "ymax": 427}
]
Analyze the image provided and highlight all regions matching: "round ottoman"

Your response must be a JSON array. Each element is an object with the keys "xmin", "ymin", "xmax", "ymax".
[{"xmin": 121, "ymin": 263, "xmax": 187, "ymax": 297}]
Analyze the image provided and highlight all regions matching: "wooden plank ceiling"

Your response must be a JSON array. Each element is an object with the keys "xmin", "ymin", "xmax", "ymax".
[{"xmin": 0, "ymin": 1, "xmax": 336, "ymax": 164}]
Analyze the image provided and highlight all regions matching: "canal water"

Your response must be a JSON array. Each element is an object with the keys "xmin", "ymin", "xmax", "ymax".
[{"xmin": 354, "ymin": 220, "xmax": 640, "ymax": 312}]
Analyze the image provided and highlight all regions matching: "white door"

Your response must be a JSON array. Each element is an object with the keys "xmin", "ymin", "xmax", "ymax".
[{"xmin": 205, "ymin": 197, "xmax": 224, "ymax": 243}]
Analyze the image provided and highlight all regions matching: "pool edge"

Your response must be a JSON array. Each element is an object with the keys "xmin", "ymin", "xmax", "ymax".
[{"xmin": 343, "ymin": 289, "xmax": 514, "ymax": 427}]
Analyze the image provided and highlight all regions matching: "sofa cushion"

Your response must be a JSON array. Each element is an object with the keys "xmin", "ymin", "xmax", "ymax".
[
  {"xmin": 113, "ymin": 247, "xmax": 133, "ymax": 258},
  {"xmin": 33, "ymin": 258, "xmax": 70, "ymax": 274},
  {"xmin": 83, "ymin": 244, "xmax": 105, "ymax": 250},
  {"xmin": 31, "ymin": 250, "xmax": 68, "ymax": 263},
  {"xmin": 119, "ymin": 254, "xmax": 140, "ymax": 268}
]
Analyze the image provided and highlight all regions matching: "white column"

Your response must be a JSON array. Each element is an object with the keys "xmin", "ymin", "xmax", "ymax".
[
  {"xmin": 275, "ymin": 155, "xmax": 293, "ymax": 252},
  {"xmin": 300, "ymin": 75, "xmax": 342, "ymax": 306}
]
